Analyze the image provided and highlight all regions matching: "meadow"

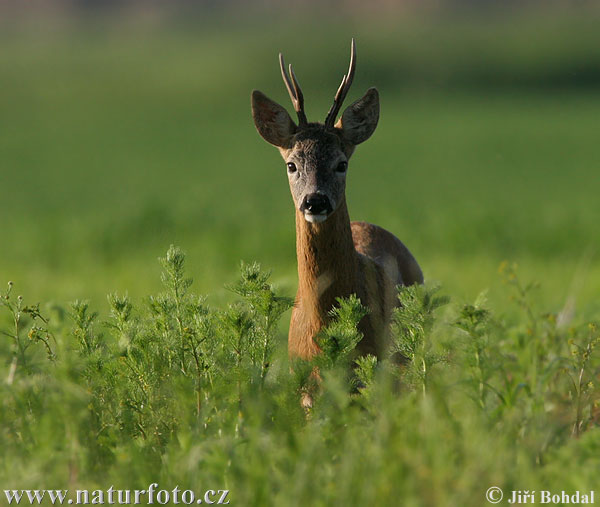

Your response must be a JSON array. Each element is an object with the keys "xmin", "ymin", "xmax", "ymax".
[{"xmin": 1, "ymin": 8, "xmax": 599, "ymax": 505}]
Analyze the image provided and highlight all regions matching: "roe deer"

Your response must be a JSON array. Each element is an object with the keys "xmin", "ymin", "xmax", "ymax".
[{"xmin": 251, "ymin": 39, "xmax": 423, "ymax": 363}]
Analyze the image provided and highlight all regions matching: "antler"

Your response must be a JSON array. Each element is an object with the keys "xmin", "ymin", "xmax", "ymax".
[
  {"xmin": 279, "ymin": 53, "xmax": 308, "ymax": 126},
  {"xmin": 324, "ymin": 38, "xmax": 356, "ymax": 128}
]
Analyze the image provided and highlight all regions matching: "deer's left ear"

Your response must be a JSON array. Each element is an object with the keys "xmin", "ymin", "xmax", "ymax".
[{"xmin": 335, "ymin": 87, "xmax": 379, "ymax": 145}]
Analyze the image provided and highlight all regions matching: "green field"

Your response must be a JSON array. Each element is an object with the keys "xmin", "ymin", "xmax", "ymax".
[
  {"xmin": 2, "ymin": 13, "xmax": 599, "ymax": 310},
  {"xmin": 1, "ymin": 9, "xmax": 599, "ymax": 505}
]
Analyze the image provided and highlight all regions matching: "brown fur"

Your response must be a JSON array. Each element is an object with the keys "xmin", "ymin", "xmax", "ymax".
[{"xmin": 289, "ymin": 199, "xmax": 423, "ymax": 361}]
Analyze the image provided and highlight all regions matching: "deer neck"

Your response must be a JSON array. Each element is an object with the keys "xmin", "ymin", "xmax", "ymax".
[{"xmin": 295, "ymin": 198, "xmax": 359, "ymax": 319}]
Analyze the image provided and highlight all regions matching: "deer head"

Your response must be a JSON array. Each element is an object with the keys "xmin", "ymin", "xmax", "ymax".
[{"xmin": 251, "ymin": 39, "xmax": 379, "ymax": 224}]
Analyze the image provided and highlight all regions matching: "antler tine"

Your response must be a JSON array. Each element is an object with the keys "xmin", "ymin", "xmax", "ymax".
[
  {"xmin": 279, "ymin": 53, "xmax": 296, "ymax": 102},
  {"xmin": 289, "ymin": 64, "xmax": 307, "ymax": 125},
  {"xmin": 279, "ymin": 53, "xmax": 308, "ymax": 126},
  {"xmin": 325, "ymin": 38, "xmax": 357, "ymax": 128}
]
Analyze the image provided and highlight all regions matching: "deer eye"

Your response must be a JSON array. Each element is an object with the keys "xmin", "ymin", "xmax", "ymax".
[
  {"xmin": 287, "ymin": 162, "xmax": 297, "ymax": 173},
  {"xmin": 336, "ymin": 161, "xmax": 348, "ymax": 173}
]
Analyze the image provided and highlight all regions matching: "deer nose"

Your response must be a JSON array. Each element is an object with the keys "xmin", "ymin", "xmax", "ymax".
[{"xmin": 301, "ymin": 193, "xmax": 332, "ymax": 215}]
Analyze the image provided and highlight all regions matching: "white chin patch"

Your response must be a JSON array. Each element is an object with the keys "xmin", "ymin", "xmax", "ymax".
[{"xmin": 304, "ymin": 212, "xmax": 328, "ymax": 224}]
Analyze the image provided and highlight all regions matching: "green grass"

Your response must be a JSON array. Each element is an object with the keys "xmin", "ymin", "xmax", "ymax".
[
  {"xmin": 1, "ymin": 248, "xmax": 598, "ymax": 506},
  {"xmin": 1, "ymin": 9, "xmax": 599, "ymax": 504}
]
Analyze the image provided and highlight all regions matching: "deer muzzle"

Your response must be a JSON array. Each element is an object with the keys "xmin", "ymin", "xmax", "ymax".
[{"xmin": 300, "ymin": 193, "xmax": 333, "ymax": 223}]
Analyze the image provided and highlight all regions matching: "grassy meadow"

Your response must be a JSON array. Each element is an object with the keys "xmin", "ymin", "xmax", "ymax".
[{"xmin": 1, "ymin": 7, "xmax": 599, "ymax": 505}]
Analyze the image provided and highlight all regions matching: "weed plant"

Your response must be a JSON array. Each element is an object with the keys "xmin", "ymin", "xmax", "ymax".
[{"xmin": 1, "ymin": 247, "xmax": 598, "ymax": 506}]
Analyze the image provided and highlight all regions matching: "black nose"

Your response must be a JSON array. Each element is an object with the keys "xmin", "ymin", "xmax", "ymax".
[{"xmin": 301, "ymin": 194, "xmax": 332, "ymax": 215}]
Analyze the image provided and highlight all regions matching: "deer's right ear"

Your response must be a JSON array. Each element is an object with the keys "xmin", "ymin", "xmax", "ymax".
[{"xmin": 251, "ymin": 90, "xmax": 297, "ymax": 148}]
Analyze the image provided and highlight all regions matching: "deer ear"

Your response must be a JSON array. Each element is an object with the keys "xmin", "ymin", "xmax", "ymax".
[
  {"xmin": 335, "ymin": 87, "xmax": 379, "ymax": 145},
  {"xmin": 251, "ymin": 90, "xmax": 297, "ymax": 148}
]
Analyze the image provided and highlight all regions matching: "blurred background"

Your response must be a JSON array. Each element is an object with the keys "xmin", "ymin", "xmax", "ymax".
[{"xmin": 1, "ymin": 0, "xmax": 599, "ymax": 317}]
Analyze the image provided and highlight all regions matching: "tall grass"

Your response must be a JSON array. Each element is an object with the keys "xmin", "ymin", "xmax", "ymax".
[{"xmin": 1, "ymin": 247, "xmax": 598, "ymax": 505}]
